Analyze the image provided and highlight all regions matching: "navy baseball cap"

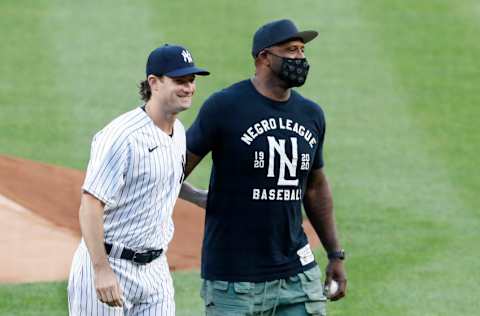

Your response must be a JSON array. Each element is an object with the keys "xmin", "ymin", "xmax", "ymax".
[
  {"xmin": 146, "ymin": 44, "xmax": 210, "ymax": 77},
  {"xmin": 252, "ymin": 19, "xmax": 318, "ymax": 57}
]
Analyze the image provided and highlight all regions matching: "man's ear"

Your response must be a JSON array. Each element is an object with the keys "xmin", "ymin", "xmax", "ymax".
[
  {"xmin": 256, "ymin": 50, "xmax": 270, "ymax": 67},
  {"xmin": 148, "ymin": 75, "xmax": 163, "ymax": 92}
]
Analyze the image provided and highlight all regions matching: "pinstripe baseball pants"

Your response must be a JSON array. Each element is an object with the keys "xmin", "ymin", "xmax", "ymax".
[{"xmin": 68, "ymin": 241, "xmax": 175, "ymax": 316}]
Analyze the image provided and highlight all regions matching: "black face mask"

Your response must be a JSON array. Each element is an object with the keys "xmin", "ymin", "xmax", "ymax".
[{"xmin": 267, "ymin": 52, "xmax": 310, "ymax": 87}]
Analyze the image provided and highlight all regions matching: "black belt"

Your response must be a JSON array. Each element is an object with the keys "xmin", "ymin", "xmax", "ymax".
[{"xmin": 105, "ymin": 243, "xmax": 163, "ymax": 265}]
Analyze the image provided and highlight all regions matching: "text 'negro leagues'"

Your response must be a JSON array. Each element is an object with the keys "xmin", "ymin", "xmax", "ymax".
[{"xmin": 240, "ymin": 117, "xmax": 318, "ymax": 148}]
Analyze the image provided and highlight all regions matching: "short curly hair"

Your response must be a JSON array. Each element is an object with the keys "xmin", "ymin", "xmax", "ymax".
[{"xmin": 138, "ymin": 79, "xmax": 151, "ymax": 102}]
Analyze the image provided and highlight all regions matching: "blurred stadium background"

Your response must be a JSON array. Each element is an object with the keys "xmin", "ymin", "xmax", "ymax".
[{"xmin": 1, "ymin": 0, "xmax": 479, "ymax": 315}]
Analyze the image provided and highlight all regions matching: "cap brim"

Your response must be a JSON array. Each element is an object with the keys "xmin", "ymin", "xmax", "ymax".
[
  {"xmin": 278, "ymin": 31, "xmax": 318, "ymax": 46},
  {"xmin": 296, "ymin": 30, "xmax": 318, "ymax": 43},
  {"xmin": 255, "ymin": 30, "xmax": 319, "ymax": 56},
  {"xmin": 165, "ymin": 66, "xmax": 210, "ymax": 77},
  {"xmin": 272, "ymin": 30, "xmax": 319, "ymax": 48}
]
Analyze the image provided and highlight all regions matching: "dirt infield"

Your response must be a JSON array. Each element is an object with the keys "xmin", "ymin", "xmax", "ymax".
[
  {"xmin": 0, "ymin": 195, "xmax": 80, "ymax": 283},
  {"xmin": 0, "ymin": 155, "xmax": 319, "ymax": 283}
]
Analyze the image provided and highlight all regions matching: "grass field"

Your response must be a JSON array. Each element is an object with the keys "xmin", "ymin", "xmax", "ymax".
[{"xmin": 1, "ymin": 0, "xmax": 479, "ymax": 315}]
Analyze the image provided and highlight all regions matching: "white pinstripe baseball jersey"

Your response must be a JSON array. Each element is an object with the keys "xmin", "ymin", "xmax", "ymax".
[
  {"xmin": 68, "ymin": 106, "xmax": 185, "ymax": 315},
  {"xmin": 83, "ymin": 106, "xmax": 185, "ymax": 251}
]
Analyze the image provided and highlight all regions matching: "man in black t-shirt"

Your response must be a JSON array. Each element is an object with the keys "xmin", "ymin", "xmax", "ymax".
[{"xmin": 185, "ymin": 19, "xmax": 347, "ymax": 315}]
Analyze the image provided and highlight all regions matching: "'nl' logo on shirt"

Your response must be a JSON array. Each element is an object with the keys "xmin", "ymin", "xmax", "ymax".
[{"xmin": 267, "ymin": 136, "xmax": 299, "ymax": 186}]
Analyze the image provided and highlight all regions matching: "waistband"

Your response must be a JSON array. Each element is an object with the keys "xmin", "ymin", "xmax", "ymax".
[{"xmin": 104, "ymin": 242, "xmax": 163, "ymax": 265}]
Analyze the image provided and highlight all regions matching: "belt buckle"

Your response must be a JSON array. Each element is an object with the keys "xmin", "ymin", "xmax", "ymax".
[{"xmin": 132, "ymin": 251, "xmax": 147, "ymax": 265}]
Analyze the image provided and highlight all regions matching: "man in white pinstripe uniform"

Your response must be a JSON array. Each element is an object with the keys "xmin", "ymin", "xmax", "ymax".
[{"xmin": 68, "ymin": 44, "xmax": 209, "ymax": 315}]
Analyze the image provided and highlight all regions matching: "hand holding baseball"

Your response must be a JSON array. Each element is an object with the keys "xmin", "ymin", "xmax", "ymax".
[{"xmin": 324, "ymin": 260, "xmax": 347, "ymax": 301}]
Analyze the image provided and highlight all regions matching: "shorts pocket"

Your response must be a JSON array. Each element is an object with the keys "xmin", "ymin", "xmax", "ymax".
[
  {"xmin": 304, "ymin": 301, "xmax": 327, "ymax": 316},
  {"xmin": 304, "ymin": 265, "xmax": 322, "ymax": 281},
  {"xmin": 213, "ymin": 280, "xmax": 229, "ymax": 291},
  {"xmin": 233, "ymin": 282, "xmax": 253, "ymax": 294},
  {"xmin": 299, "ymin": 266, "xmax": 327, "ymax": 315},
  {"xmin": 202, "ymin": 280, "xmax": 254, "ymax": 315}
]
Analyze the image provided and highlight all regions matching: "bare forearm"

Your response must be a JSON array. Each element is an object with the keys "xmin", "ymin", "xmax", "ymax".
[
  {"xmin": 304, "ymin": 179, "xmax": 341, "ymax": 253},
  {"xmin": 304, "ymin": 169, "xmax": 347, "ymax": 300},
  {"xmin": 79, "ymin": 193, "xmax": 109, "ymax": 269},
  {"xmin": 179, "ymin": 181, "xmax": 207, "ymax": 208}
]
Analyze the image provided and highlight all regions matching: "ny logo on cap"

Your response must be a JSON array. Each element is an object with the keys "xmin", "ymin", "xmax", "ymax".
[{"xmin": 181, "ymin": 50, "xmax": 193, "ymax": 63}]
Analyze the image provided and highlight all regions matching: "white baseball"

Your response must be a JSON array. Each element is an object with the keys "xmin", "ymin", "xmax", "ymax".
[{"xmin": 328, "ymin": 280, "xmax": 339, "ymax": 296}]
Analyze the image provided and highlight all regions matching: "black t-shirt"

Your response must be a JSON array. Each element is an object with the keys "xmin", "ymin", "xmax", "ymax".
[{"xmin": 187, "ymin": 79, "xmax": 326, "ymax": 282}]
